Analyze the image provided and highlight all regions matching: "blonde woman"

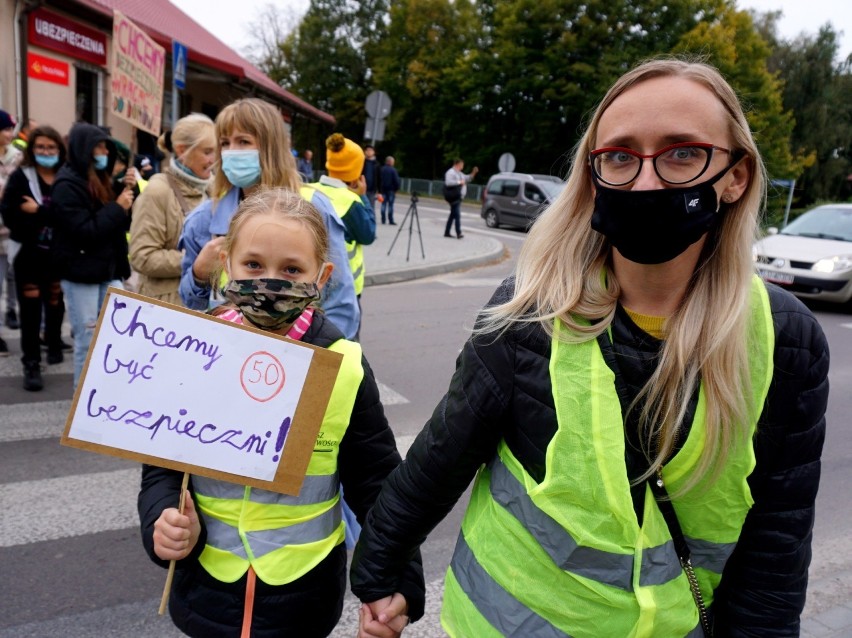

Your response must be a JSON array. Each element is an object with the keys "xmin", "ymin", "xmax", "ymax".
[
  {"xmin": 129, "ymin": 114, "xmax": 215, "ymax": 305},
  {"xmin": 351, "ymin": 58, "xmax": 828, "ymax": 637},
  {"xmin": 178, "ymin": 98, "xmax": 359, "ymax": 339}
]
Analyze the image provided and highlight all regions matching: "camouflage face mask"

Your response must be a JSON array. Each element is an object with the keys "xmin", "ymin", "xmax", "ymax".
[{"xmin": 222, "ymin": 278, "xmax": 320, "ymax": 331}]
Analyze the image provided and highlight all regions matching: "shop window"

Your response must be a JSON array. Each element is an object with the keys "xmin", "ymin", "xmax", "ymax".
[
  {"xmin": 201, "ymin": 102, "xmax": 218, "ymax": 120},
  {"xmin": 75, "ymin": 66, "xmax": 103, "ymax": 125}
]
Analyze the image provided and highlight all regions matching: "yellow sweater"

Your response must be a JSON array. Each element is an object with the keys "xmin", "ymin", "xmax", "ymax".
[{"xmin": 623, "ymin": 307, "xmax": 666, "ymax": 340}]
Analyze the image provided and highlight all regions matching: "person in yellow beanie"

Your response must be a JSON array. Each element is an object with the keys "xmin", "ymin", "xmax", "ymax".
[{"xmin": 311, "ymin": 134, "xmax": 376, "ymax": 337}]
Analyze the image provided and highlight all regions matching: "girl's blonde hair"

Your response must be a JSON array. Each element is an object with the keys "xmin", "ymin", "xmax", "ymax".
[
  {"xmin": 212, "ymin": 98, "xmax": 302, "ymax": 198},
  {"xmin": 481, "ymin": 57, "xmax": 766, "ymax": 493},
  {"xmin": 213, "ymin": 188, "xmax": 329, "ymax": 290},
  {"xmin": 158, "ymin": 113, "xmax": 215, "ymax": 160}
]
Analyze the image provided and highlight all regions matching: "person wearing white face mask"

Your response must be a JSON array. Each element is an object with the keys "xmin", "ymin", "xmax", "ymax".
[
  {"xmin": 177, "ymin": 98, "xmax": 360, "ymax": 341},
  {"xmin": 51, "ymin": 123, "xmax": 134, "ymax": 386},
  {"xmin": 0, "ymin": 125, "xmax": 69, "ymax": 389},
  {"xmin": 130, "ymin": 114, "xmax": 215, "ymax": 306}
]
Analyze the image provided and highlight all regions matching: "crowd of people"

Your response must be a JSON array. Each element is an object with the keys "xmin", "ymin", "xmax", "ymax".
[{"xmin": 0, "ymin": 57, "xmax": 831, "ymax": 638}]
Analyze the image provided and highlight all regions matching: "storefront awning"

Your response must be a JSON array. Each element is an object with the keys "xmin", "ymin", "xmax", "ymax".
[{"xmin": 72, "ymin": 0, "xmax": 335, "ymax": 125}]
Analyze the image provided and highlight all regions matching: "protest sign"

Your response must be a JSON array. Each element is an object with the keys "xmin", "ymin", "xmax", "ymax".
[
  {"xmin": 110, "ymin": 11, "xmax": 165, "ymax": 136},
  {"xmin": 61, "ymin": 288, "xmax": 342, "ymax": 496}
]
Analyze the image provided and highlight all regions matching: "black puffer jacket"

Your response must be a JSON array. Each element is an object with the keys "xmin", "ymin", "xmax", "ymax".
[
  {"xmin": 351, "ymin": 279, "xmax": 828, "ymax": 636},
  {"xmin": 51, "ymin": 123, "xmax": 130, "ymax": 283},
  {"xmin": 138, "ymin": 311, "xmax": 425, "ymax": 637}
]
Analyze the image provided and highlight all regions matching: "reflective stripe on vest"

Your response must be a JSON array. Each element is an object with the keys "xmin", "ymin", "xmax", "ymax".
[
  {"xmin": 311, "ymin": 182, "xmax": 366, "ymax": 294},
  {"xmin": 194, "ymin": 338, "xmax": 364, "ymax": 586},
  {"xmin": 443, "ymin": 276, "xmax": 774, "ymax": 637}
]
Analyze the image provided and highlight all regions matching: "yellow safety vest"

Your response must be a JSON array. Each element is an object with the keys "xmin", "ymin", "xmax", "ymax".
[
  {"xmin": 442, "ymin": 276, "xmax": 774, "ymax": 637},
  {"xmin": 311, "ymin": 182, "xmax": 366, "ymax": 295},
  {"xmin": 192, "ymin": 338, "xmax": 364, "ymax": 585}
]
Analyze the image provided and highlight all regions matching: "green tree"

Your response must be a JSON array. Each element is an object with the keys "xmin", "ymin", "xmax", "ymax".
[
  {"xmin": 369, "ymin": 0, "xmax": 480, "ymax": 177},
  {"xmin": 768, "ymin": 25, "xmax": 852, "ymax": 204},
  {"xmin": 673, "ymin": 7, "xmax": 812, "ymax": 184},
  {"xmin": 278, "ymin": 0, "xmax": 390, "ymax": 147},
  {"xmin": 373, "ymin": 0, "xmax": 725, "ymax": 178}
]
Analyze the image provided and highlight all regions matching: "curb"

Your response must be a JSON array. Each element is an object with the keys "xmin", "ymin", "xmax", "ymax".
[{"xmin": 364, "ymin": 237, "xmax": 506, "ymax": 287}]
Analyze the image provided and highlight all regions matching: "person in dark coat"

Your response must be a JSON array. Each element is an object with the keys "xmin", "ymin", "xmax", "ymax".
[
  {"xmin": 51, "ymin": 123, "xmax": 134, "ymax": 386},
  {"xmin": 350, "ymin": 58, "xmax": 829, "ymax": 637},
  {"xmin": 379, "ymin": 156, "xmax": 400, "ymax": 225},
  {"xmin": 362, "ymin": 145, "xmax": 380, "ymax": 213},
  {"xmin": 0, "ymin": 125, "xmax": 69, "ymax": 390}
]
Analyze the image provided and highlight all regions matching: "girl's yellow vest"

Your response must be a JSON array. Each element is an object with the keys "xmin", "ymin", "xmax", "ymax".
[
  {"xmin": 192, "ymin": 338, "xmax": 363, "ymax": 585},
  {"xmin": 442, "ymin": 277, "xmax": 774, "ymax": 637}
]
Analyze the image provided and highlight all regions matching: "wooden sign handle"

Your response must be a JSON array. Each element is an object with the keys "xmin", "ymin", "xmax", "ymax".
[{"xmin": 158, "ymin": 472, "xmax": 190, "ymax": 615}]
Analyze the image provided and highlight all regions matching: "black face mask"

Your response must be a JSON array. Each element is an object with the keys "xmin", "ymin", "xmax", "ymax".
[{"xmin": 591, "ymin": 162, "xmax": 737, "ymax": 265}]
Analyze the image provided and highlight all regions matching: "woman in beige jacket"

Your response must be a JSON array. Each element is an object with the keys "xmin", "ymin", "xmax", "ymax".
[{"xmin": 130, "ymin": 114, "xmax": 215, "ymax": 305}]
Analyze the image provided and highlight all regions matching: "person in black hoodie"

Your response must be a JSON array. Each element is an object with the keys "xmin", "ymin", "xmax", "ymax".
[
  {"xmin": 0, "ymin": 125, "xmax": 69, "ymax": 390},
  {"xmin": 52, "ymin": 123, "xmax": 134, "ymax": 386}
]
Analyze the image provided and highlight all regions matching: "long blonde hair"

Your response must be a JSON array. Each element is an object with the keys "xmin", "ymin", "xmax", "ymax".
[
  {"xmin": 212, "ymin": 98, "xmax": 302, "ymax": 198},
  {"xmin": 481, "ymin": 58, "xmax": 767, "ymax": 492}
]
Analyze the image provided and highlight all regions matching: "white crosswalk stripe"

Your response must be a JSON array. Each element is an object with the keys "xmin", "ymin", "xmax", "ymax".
[
  {"xmin": 1, "ymin": 468, "xmax": 141, "ymax": 547},
  {"xmin": 376, "ymin": 380, "xmax": 410, "ymax": 405},
  {"xmin": 0, "ymin": 400, "xmax": 70, "ymax": 442},
  {"xmin": 0, "ymin": 368, "xmax": 446, "ymax": 636}
]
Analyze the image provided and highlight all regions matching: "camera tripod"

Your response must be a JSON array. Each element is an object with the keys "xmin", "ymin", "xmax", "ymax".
[{"xmin": 387, "ymin": 192, "xmax": 425, "ymax": 261}]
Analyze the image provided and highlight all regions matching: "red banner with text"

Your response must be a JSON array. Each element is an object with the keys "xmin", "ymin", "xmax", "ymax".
[{"xmin": 27, "ymin": 52, "xmax": 70, "ymax": 86}]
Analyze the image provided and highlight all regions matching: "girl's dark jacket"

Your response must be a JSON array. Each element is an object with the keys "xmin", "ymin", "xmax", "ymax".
[
  {"xmin": 351, "ymin": 279, "xmax": 829, "ymax": 636},
  {"xmin": 138, "ymin": 311, "xmax": 425, "ymax": 638},
  {"xmin": 50, "ymin": 123, "xmax": 130, "ymax": 283}
]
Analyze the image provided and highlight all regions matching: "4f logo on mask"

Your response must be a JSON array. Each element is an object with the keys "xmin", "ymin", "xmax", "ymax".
[{"xmin": 684, "ymin": 193, "xmax": 703, "ymax": 212}]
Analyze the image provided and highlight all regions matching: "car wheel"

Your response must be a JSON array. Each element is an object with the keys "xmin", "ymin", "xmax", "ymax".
[{"xmin": 485, "ymin": 209, "xmax": 499, "ymax": 228}]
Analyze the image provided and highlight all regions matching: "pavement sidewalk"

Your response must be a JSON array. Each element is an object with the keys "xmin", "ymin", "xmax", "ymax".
[{"xmin": 363, "ymin": 200, "xmax": 504, "ymax": 286}]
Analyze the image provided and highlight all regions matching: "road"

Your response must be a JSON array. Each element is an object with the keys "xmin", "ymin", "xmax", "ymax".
[{"xmin": 1, "ymin": 203, "xmax": 850, "ymax": 637}]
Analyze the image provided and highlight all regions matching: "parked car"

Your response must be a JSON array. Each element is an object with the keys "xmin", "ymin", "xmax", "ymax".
[
  {"xmin": 753, "ymin": 203, "xmax": 852, "ymax": 304},
  {"xmin": 480, "ymin": 172, "xmax": 565, "ymax": 229}
]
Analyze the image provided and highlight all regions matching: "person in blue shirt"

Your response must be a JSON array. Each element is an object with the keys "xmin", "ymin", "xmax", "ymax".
[{"xmin": 177, "ymin": 98, "xmax": 360, "ymax": 340}]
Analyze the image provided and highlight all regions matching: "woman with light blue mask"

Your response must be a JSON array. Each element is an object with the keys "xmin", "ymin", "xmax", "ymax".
[
  {"xmin": 177, "ymin": 98, "xmax": 361, "ymax": 342},
  {"xmin": 50, "ymin": 122, "xmax": 135, "ymax": 387},
  {"xmin": 0, "ymin": 125, "xmax": 71, "ymax": 390}
]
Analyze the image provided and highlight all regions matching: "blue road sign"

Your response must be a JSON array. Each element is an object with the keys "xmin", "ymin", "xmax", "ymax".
[{"xmin": 173, "ymin": 41, "xmax": 187, "ymax": 90}]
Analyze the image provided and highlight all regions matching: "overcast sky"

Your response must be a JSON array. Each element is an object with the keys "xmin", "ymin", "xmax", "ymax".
[{"xmin": 170, "ymin": 0, "xmax": 850, "ymax": 65}]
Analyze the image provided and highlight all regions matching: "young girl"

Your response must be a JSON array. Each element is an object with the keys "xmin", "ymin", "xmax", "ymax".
[{"xmin": 138, "ymin": 188, "xmax": 424, "ymax": 638}]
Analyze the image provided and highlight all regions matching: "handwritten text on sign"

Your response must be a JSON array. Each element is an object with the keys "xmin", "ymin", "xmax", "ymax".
[
  {"xmin": 66, "ymin": 291, "xmax": 315, "ymax": 482},
  {"xmin": 110, "ymin": 11, "xmax": 164, "ymax": 136}
]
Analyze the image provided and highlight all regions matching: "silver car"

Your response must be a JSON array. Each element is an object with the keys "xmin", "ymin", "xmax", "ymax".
[
  {"xmin": 480, "ymin": 173, "xmax": 565, "ymax": 230},
  {"xmin": 753, "ymin": 203, "xmax": 852, "ymax": 304}
]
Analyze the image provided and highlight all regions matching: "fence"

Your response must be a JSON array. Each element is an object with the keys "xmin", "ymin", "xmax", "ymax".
[
  {"xmin": 401, "ymin": 177, "xmax": 483, "ymax": 202},
  {"xmin": 303, "ymin": 173, "xmax": 484, "ymax": 203}
]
